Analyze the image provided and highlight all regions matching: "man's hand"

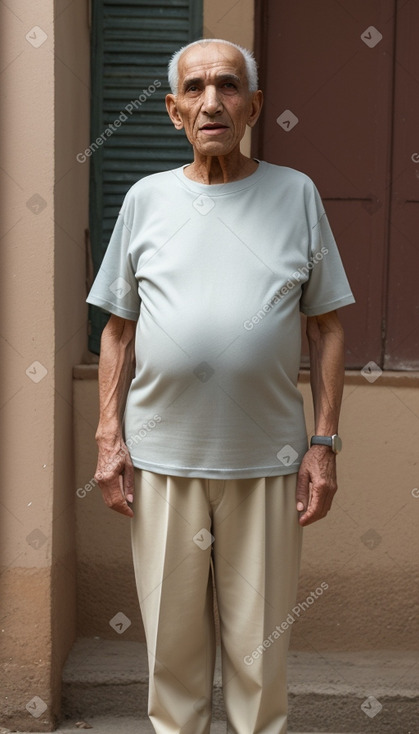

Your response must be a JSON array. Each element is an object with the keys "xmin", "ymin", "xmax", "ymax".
[
  {"xmin": 95, "ymin": 436, "xmax": 135, "ymax": 518},
  {"xmin": 295, "ymin": 445, "xmax": 337, "ymax": 526}
]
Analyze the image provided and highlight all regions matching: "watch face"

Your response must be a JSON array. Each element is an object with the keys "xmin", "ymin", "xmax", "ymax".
[{"xmin": 332, "ymin": 434, "xmax": 342, "ymax": 453}]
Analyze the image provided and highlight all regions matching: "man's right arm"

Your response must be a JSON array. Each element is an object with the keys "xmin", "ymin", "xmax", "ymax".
[{"xmin": 94, "ymin": 314, "xmax": 137, "ymax": 517}]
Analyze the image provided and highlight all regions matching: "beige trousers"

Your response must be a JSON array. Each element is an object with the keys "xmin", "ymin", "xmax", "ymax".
[{"xmin": 131, "ymin": 469, "xmax": 303, "ymax": 734}]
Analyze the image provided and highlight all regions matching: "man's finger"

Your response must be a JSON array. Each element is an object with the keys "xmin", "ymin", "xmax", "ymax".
[
  {"xmin": 103, "ymin": 488, "xmax": 134, "ymax": 517},
  {"xmin": 297, "ymin": 482, "xmax": 314, "ymax": 524},
  {"xmin": 98, "ymin": 474, "xmax": 134, "ymax": 518},
  {"xmin": 299, "ymin": 482, "xmax": 333, "ymax": 526},
  {"xmin": 112, "ymin": 499, "xmax": 134, "ymax": 518},
  {"xmin": 123, "ymin": 462, "xmax": 135, "ymax": 505},
  {"xmin": 295, "ymin": 468, "xmax": 310, "ymax": 512}
]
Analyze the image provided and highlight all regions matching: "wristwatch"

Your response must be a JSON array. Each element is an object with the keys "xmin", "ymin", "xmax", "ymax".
[{"xmin": 310, "ymin": 434, "xmax": 342, "ymax": 454}]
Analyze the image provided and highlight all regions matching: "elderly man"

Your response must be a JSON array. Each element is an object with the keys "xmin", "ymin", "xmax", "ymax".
[{"xmin": 87, "ymin": 39, "xmax": 354, "ymax": 734}]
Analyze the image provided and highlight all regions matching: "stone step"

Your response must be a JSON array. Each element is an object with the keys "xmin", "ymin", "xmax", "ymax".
[
  {"xmin": 60, "ymin": 639, "xmax": 418, "ymax": 733},
  {"xmin": 1, "ymin": 719, "xmax": 355, "ymax": 734},
  {"xmin": 55, "ymin": 720, "xmax": 358, "ymax": 734}
]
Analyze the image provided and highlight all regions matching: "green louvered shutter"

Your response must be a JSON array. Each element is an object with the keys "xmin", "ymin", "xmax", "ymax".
[{"xmin": 88, "ymin": 0, "xmax": 203, "ymax": 353}]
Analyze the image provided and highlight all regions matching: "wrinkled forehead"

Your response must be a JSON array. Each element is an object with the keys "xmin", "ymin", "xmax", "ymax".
[{"xmin": 178, "ymin": 42, "xmax": 247, "ymax": 86}]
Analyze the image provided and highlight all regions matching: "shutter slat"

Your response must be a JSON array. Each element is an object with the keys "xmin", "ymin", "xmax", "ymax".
[{"xmin": 88, "ymin": 0, "xmax": 202, "ymax": 353}]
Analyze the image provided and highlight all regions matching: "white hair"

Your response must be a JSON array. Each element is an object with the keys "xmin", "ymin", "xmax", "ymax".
[{"xmin": 168, "ymin": 38, "xmax": 259, "ymax": 95}]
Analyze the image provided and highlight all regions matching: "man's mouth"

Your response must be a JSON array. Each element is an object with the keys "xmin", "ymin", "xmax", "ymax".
[{"xmin": 199, "ymin": 123, "xmax": 229, "ymax": 135}]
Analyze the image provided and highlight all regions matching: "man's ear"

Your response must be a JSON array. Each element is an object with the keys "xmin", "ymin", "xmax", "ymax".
[
  {"xmin": 247, "ymin": 90, "xmax": 264, "ymax": 129},
  {"xmin": 165, "ymin": 94, "xmax": 184, "ymax": 130}
]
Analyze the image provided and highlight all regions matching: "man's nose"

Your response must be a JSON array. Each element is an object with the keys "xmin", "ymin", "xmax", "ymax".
[{"xmin": 202, "ymin": 85, "xmax": 222, "ymax": 115}]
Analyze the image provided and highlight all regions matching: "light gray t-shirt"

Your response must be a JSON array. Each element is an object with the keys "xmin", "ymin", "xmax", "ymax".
[{"xmin": 87, "ymin": 161, "xmax": 355, "ymax": 478}]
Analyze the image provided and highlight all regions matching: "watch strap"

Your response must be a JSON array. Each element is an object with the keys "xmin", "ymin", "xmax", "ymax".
[
  {"xmin": 311, "ymin": 436, "xmax": 333, "ymax": 448},
  {"xmin": 310, "ymin": 434, "xmax": 342, "ymax": 453}
]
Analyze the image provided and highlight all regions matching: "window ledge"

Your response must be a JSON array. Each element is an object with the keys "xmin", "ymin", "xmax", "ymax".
[
  {"xmin": 298, "ymin": 369, "xmax": 419, "ymax": 387},
  {"xmin": 73, "ymin": 364, "xmax": 419, "ymax": 387}
]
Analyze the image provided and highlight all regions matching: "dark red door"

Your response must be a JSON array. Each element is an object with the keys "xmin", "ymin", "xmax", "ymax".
[
  {"xmin": 385, "ymin": 1, "xmax": 419, "ymax": 368},
  {"xmin": 254, "ymin": 0, "xmax": 419, "ymax": 369}
]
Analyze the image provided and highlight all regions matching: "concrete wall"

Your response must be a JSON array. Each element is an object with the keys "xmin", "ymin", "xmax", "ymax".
[
  {"xmin": 294, "ymin": 374, "xmax": 419, "ymax": 652},
  {"xmin": 204, "ymin": 0, "xmax": 254, "ymax": 155},
  {"xmin": 0, "ymin": 1, "xmax": 90, "ymax": 730},
  {"xmin": 71, "ymin": 0, "xmax": 419, "ymax": 657}
]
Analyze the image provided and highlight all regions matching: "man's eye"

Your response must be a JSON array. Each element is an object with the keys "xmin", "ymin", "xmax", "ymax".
[{"xmin": 222, "ymin": 82, "xmax": 237, "ymax": 90}]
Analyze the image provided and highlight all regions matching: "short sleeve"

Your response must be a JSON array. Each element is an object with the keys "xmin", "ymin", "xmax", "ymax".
[
  {"xmin": 86, "ymin": 195, "xmax": 140, "ymax": 321},
  {"xmin": 300, "ymin": 183, "xmax": 355, "ymax": 316}
]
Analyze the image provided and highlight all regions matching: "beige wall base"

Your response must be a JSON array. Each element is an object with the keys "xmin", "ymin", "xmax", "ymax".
[
  {"xmin": 73, "ymin": 368, "xmax": 419, "ymax": 651},
  {"xmin": 1, "ymin": 568, "xmax": 54, "ymax": 731}
]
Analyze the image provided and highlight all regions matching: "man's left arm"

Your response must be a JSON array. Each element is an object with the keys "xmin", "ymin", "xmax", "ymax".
[{"xmin": 296, "ymin": 310, "xmax": 345, "ymax": 526}]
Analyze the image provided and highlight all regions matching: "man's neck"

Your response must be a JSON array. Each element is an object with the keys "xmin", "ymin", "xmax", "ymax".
[{"xmin": 183, "ymin": 151, "xmax": 258, "ymax": 184}]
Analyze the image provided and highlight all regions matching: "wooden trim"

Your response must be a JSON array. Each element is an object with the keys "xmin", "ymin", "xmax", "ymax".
[{"xmin": 251, "ymin": 0, "xmax": 267, "ymax": 159}]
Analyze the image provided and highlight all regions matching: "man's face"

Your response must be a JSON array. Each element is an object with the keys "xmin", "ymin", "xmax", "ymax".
[{"xmin": 166, "ymin": 42, "xmax": 262, "ymax": 157}]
